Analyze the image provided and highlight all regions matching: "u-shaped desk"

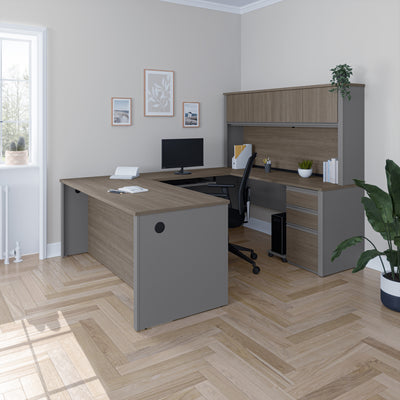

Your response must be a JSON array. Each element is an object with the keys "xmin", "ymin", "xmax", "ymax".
[{"xmin": 61, "ymin": 167, "xmax": 363, "ymax": 331}]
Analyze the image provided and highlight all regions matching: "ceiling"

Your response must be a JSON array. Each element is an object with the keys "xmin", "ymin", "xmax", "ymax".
[{"xmin": 160, "ymin": 0, "xmax": 283, "ymax": 14}]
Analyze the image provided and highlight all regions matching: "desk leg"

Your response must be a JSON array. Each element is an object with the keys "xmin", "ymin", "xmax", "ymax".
[
  {"xmin": 61, "ymin": 184, "xmax": 88, "ymax": 256},
  {"xmin": 134, "ymin": 204, "xmax": 228, "ymax": 331}
]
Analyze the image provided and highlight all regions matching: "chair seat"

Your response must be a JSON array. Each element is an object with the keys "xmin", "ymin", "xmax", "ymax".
[{"xmin": 229, "ymin": 207, "xmax": 245, "ymax": 228}]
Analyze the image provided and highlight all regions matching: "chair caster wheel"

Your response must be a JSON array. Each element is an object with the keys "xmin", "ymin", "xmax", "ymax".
[
  {"xmin": 252, "ymin": 266, "xmax": 260, "ymax": 274},
  {"xmin": 251, "ymin": 252, "xmax": 258, "ymax": 260},
  {"xmin": 268, "ymin": 251, "xmax": 273, "ymax": 257},
  {"xmin": 282, "ymin": 258, "xmax": 288, "ymax": 263}
]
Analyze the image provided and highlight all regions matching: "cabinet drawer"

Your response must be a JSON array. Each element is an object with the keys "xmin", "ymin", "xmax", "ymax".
[
  {"xmin": 287, "ymin": 226, "xmax": 318, "ymax": 272},
  {"xmin": 286, "ymin": 189, "xmax": 318, "ymax": 211},
  {"xmin": 286, "ymin": 208, "xmax": 318, "ymax": 231}
]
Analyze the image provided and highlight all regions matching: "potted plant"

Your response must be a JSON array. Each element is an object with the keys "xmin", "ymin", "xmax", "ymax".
[
  {"xmin": 5, "ymin": 137, "xmax": 28, "ymax": 165},
  {"xmin": 332, "ymin": 159, "xmax": 400, "ymax": 312},
  {"xmin": 298, "ymin": 160, "xmax": 313, "ymax": 178},
  {"xmin": 263, "ymin": 156, "xmax": 271, "ymax": 173},
  {"xmin": 329, "ymin": 64, "xmax": 353, "ymax": 101}
]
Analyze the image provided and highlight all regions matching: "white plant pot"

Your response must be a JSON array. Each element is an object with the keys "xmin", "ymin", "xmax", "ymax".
[
  {"xmin": 381, "ymin": 273, "xmax": 400, "ymax": 312},
  {"xmin": 5, "ymin": 150, "xmax": 29, "ymax": 165},
  {"xmin": 298, "ymin": 168, "xmax": 312, "ymax": 178}
]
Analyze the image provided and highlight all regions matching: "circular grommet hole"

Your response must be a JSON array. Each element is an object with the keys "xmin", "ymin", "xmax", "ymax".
[{"xmin": 155, "ymin": 222, "xmax": 165, "ymax": 233}]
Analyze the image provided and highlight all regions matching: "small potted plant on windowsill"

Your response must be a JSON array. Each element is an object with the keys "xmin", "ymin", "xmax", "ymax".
[
  {"xmin": 332, "ymin": 160, "xmax": 400, "ymax": 312},
  {"xmin": 298, "ymin": 160, "xmax": 313, "ymax": 178},
  {"xmin": 5, "ymin": 137, "xmax": 29, "ymax": 165}
]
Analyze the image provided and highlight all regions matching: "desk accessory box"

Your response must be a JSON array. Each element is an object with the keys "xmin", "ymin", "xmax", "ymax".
[{"xmin": 232, "ymin": 144, "xmax": 252, "ymax": 169}]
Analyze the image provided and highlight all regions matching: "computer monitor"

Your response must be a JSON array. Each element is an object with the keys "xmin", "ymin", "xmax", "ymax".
[{"xmin": 162, "ymin": 138, "xmax": 204, "ymax": 175}]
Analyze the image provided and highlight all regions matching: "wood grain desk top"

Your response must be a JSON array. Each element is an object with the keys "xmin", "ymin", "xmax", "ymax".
[
  {"xmin": 61, "ymin": 175, "xmax": 229, "ymax": 216},
  {"xmin": 61, "ymin": 167, "xmax": 351, "ymax": 216},
  {"xmin": 144, "ymin": 167, "xmax": 349, "ymax": 191}
]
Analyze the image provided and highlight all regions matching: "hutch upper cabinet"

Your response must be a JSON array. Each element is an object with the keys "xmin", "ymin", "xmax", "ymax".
[{"xmin": 224, "ymin": 84, "xmax": 365, "ymax": 185}]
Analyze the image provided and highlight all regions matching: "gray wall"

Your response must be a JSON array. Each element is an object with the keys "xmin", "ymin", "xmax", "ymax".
[
  {"xmin": 241, "ymin": 0, "xmax": 400, "ymax": 250},
  {"xmin": 1, "ymin": 0, "xmax": 241, "ymax": 244}
]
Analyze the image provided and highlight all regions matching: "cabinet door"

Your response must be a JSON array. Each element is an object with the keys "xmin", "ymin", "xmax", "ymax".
[
  {"xmin": 302, "ymin": 87, "xmax": 338, "ymax": 123},
  {"xmin": 226, "ymin": 94, "xmax": 250, "ymax": 122},
  {"xmin": 251, "ymin": 90, "xmax": 302, "ymax": 123}
]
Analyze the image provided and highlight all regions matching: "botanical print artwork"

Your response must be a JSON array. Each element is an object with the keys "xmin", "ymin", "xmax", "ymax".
[{"xmin": 144, "ymin": 70, "xmax": 174, "ymax": 116}]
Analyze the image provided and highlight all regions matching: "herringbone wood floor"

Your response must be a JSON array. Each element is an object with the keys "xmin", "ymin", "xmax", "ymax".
[{"xmin": 0, "ymin": 228, "xmax": 399, "ymax": 399}]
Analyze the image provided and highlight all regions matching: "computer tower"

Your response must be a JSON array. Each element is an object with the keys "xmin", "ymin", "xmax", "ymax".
[{"xmin": 270, "ymin": 212, "xmax": 286, "ymax": 256}]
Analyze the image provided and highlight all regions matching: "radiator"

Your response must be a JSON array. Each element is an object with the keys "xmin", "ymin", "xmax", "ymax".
[{"xmin": 0, "ymin": 185, "xmax": 9, "ymax": 264}]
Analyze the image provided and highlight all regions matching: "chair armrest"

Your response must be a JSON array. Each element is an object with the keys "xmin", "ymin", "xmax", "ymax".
[{"xmin": 207, "ymin": 183, "xmax": 235, "ymax": 188}]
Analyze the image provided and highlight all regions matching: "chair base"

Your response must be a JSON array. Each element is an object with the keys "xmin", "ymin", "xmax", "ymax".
[{"xmin": 229, "ymin": 243, "xmax": 260, "ymax": 274}]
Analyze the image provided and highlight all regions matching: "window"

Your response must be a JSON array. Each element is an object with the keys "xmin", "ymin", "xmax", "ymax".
[{"xmin": 0, "ymin": 30, "xmax": 39, "ymax": 164}]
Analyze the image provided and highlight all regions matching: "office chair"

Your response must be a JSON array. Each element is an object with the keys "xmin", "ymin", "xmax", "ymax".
[{"xmin": 209, "ymin": 153, "xmax": 260, "ymax": 274}]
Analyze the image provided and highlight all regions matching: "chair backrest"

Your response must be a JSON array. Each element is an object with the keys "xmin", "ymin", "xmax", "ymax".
[{"xmin": 237, "ymin": 153, "xmax": 257, "ymax": 215}]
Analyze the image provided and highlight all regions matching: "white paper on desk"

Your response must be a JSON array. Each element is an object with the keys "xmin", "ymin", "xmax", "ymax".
[
  {"xmin": 110, "ymin": 166, "xmax": 139, "ymax": 179},
  {"xmin": 118, "ymin": 186, "xmax": 148, "ymax": 194}
]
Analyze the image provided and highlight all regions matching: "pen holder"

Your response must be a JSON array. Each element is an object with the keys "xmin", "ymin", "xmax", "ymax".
[{"xmin": 264, "ymin": 164, "xmax": 271, "ymax": 173}]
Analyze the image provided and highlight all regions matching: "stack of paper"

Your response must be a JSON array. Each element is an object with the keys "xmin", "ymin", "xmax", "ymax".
[
  {"xmin": 118, "ymin": 186, "xmax": 148, "ymax": 194},
  {"xmin": 323, "ymin": 159, "xmax": 338, "ymax": 184}
]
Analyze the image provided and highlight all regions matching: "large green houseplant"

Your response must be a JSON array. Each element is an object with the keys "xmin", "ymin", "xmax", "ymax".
[{"xmin": 332, "ymin": 159, "xmax": 400, "ymax": 311}]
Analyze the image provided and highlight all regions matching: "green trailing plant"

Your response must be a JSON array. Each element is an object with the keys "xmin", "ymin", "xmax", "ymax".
[
  {"xmin": 9, "ymin": 142, "xmax": 17, "ymax": 151},
  {"xmin": 16, "ymin": 137, "xmax": 25, "ymax": 151},
  {"xmin": 298, "ymin": 160, "xmax": 313, "ymax": 169},
  {"xmin": 329, "ymin": 64, "xmax": 353, "ymax": 101},
  {"xmin": 332, "ymin": 159, "xmax": 400, "ymax": 282}
]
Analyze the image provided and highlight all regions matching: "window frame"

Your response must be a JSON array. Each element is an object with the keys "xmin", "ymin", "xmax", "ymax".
[{"xmin": 0, "ymin": 23, "xmax": 47, "ymax": 259}]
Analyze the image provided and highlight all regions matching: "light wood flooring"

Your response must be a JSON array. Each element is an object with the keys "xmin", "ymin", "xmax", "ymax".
[{"xmin": 0, "ymin": 228, "xmax": 399, "ymax": 399}]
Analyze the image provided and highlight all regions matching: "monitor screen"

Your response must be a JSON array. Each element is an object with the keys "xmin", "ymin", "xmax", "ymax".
[{"xmin": 162, "ymin": 138, "xmax": 204, "ymax": 172}]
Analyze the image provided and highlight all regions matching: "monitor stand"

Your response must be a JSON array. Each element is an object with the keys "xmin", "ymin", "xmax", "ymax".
[{"xmin": 175, "ymin": 167, "xmax": 192, "ymax": 175}]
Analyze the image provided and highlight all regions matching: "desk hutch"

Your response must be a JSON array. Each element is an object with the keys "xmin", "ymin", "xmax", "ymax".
[{"xmin": 224, "ymin": 84, "xmax": 365, "ymax": 276}]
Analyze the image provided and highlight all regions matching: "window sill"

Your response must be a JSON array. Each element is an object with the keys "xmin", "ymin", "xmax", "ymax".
[{"xmin": 0, "ymin": 164, "xmax": 39, "ymax": 170}]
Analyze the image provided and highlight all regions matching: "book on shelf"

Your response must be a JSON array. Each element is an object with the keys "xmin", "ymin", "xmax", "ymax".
[{"xmin": 323, "ymin": 158, "xmax": 338, "ymax": 184}]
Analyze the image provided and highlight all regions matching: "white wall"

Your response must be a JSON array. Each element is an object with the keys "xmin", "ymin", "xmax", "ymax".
[
  {"xmin": 1, "ymin": 0, "xmax": 241, "ymax": 246},
  {"xmin": 0, "ymin": 167, "xmax": 39, "ymax": 256},
  {"xmin": 241, "ymin": 0, "xmax": 400, "ymax": 251}
]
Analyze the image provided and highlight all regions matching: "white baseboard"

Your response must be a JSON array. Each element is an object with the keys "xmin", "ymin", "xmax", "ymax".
[
  {"xmin": 46, "ymin": 242, "xmax": 61, "ymax": 258},
  {"xmin": 245, "ymin": 218, "xmax": 271, "ymax": 235}
]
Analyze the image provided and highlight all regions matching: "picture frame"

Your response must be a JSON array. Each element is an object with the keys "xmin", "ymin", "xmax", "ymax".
[
  {"xmin": 182, "ymin": 101, "xmax": 200, "ymax": 128},
  {"xmin": 112, "ymin": 97, "xmax": 132, "ymax": 126},
  {"xmin": 144, "ymin": 69, "xmax": 174, "ymax": 117},
  {"xmin": 183, "ymin": 102, "xmax": 200, "ymax": 128}
]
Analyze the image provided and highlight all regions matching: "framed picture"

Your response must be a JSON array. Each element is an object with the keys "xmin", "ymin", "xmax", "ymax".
[
  {"xmin": 144, "ymin": 69, "xmax": 174, "ymax": 116},
  {"xmin": 183, "ymin": 102, "xmax": 200, "ymax": 128},
  {"xmin": 112, "ymin": 97, "xmax": 132, "ymax": 126}
]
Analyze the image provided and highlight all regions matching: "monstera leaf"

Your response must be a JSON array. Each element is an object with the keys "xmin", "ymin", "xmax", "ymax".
[
  {"xmin": 352, "ymin": 249, "xmax": 383, "ymax": 273},
  {"xmin": 362, "ymin": 197, "xmax": 395, "ymax": 241},
  {"xmin": 354, "ymin": 179, "xmax": 394, "ymax": 224},
  {"xmin": 331, "ymin": 236, "xmax": 363, "ymax": 262},
  {"xmin": 386, "ymin": 160, "xmax": 400, "ymax": 218}
]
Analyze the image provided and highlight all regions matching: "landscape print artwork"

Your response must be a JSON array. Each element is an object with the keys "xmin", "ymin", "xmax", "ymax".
[
  {"xmin": 112, "ymin": 97, "xmax": 132, "ymax": 126},
  {"xmin": 144, "ymin": 69, "xmax": 174, "ymax": 116},
  {"xmin": 183, "ymin": 102, "xmax": 200, "ymax": 128}
]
